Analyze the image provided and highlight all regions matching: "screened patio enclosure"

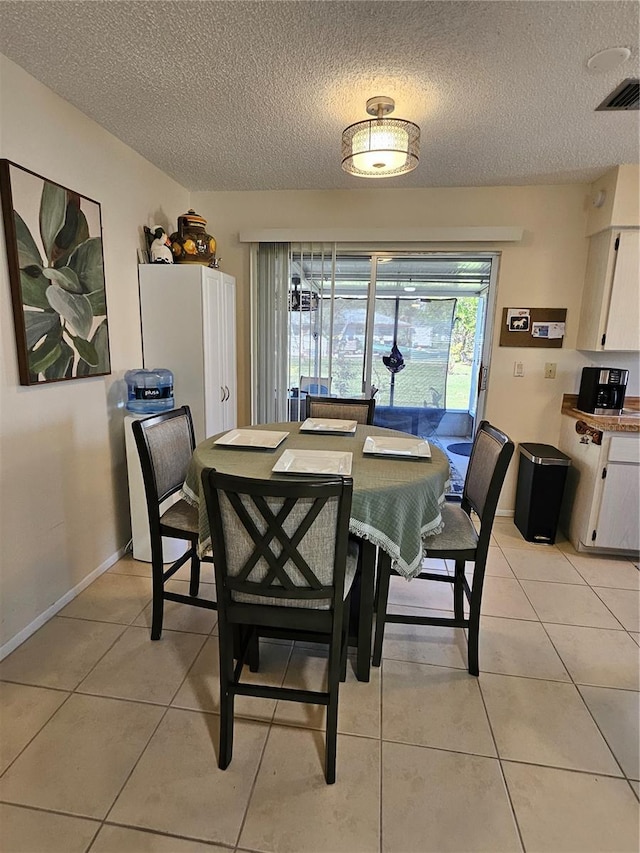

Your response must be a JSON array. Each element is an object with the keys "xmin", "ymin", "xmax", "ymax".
[{"xmin": 285, "ymin": 250, "xmax": 492, "ymax": 437}]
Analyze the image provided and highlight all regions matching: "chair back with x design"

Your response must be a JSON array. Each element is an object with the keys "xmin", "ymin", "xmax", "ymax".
[
  {"xmin": 201, "ymin": 468, "xmax": 355, "ymax": 783},
  {"xmin": 207, "ymin": 471, "xmax": 352, "ymax": 612}
]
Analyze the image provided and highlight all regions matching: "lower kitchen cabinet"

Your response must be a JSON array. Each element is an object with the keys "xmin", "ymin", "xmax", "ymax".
[{"xmin": 559, "ymin": 415, "xmax": 640, "ymax": 554}]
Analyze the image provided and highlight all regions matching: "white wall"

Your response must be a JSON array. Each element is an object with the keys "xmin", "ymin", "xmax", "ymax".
[
  {"xmin": 0, "ymin": 56, "xmax": 190, "ymax": 652},
  {"xmin": 192, "ymin": 184, "xmax": 596, "ymax": 512}
]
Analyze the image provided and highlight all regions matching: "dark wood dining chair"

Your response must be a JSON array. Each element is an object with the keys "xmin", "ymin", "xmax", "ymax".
[
  {"xmin": 132, "ymin": 406, "xmax": 216, "ymax": 640},
  {"xmin": 306, "ymin": 395, "xmax": 376, "ymax": 425},
  {"xmin": 372, "ymin": 421, "xmax": 514, "ymax": 676},
  {"xmin": 200, "ymin": 469, "xmax": 356, "ymax": 784}
]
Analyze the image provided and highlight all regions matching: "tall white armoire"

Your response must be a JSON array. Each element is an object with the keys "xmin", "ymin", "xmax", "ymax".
[{"xmin": 138, "ymin": 264, "xmax": 237, "ymax": 442}]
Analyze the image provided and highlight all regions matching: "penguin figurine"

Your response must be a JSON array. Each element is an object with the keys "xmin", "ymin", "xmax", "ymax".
[{"xmin": 144, "ymin": 225, "xmax": 173, "ymax": 263}]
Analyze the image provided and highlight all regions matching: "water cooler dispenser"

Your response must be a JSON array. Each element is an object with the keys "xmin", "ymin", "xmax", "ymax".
[{"xmin": 124, "ymin": 368, "xmax": 175, "ymax": 414}]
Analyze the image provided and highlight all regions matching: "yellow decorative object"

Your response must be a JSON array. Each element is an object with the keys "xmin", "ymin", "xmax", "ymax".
[{"xmin": 169, "ymin": 209, "xmax": 218, "ymax": 266}]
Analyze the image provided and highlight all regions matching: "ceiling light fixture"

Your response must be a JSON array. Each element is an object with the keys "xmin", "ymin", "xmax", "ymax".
[{"xmin": 341, "ymin": 96, "xmax": 420, "ymax": 178}]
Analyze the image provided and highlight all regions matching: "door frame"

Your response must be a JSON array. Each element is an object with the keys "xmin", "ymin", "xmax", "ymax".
[{"xmin": 474, "ymin": 252, "xmax": 501, "ymax": 427}]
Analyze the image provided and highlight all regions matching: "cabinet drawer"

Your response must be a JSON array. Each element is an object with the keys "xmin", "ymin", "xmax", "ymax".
[{"xmin": 608, "ymin": 436, "xmax": 640, "ymax": 464}]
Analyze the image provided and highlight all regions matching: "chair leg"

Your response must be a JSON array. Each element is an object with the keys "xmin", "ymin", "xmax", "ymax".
[
  {"xmin": 218, "ymin": 625, "xmax": 235, "ymax": 769},
  {"xmin": 248, "ymin": 628, "xmax": 260, "ymax": 673},
  {"xmin": 467, "ymin": 565, "xmax": 485, "ymax": 677},
  {"xmin": 150, "ymin": 556, "xmax": 165, "ymax": 641},
  {"xmin": 340, "ymin": 594, "xmax": 351, "ymax": 682},
  {"xmin": 219, "ymin": 692, "xmax": 234, "ymax": 769},
  {"xmin": 356, "ymin": 541, "xmax": 375, "ymax": 682},
  {"xmin": 467, "ymin": 610, "xmax": 480, "ymax": 677},
  {"xmin": 372, "ymin": 551, "xmax": 391, "ymax": 667},
  {"xmin": 325, "ymin": 635, "xmax": 341, "ymax": 784},
  {"xmin": 453, "ymin": 558, "xmax": 465, "ymax": 620},
  {"xmin": 189, "ymin": 547, "xmax": 201, "ymax": 597}
]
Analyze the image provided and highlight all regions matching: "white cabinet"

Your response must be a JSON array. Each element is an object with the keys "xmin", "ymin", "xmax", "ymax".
[
  {"xmin": 577, "ymin": 228, "xmax": 640, "ymax": 351},
  {"xmin": 138, "ymin": 265, "xmax": 236, "ymax": 442},
  {"xmin": 559, "ymin": 416, "xmax": 640, "ymax": 554}
]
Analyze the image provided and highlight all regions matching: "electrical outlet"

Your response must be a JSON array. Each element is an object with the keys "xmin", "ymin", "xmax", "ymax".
[
  {"xmin": 544, "ymin": 362, "xmax": 557, "ymax": 379},
  {"xmin": 513, "ymin": 361, "xmax": 524, "ymax": 377}
]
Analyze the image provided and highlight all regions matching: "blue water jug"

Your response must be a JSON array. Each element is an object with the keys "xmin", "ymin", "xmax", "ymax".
[{"xmin": 125, "ymin": 368, "xmax": 174, "ymax": 414}]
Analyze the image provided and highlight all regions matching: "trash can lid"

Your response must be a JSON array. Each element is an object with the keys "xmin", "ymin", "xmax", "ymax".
[{"xmin": 519, "ymin": 443, "xmax": 571, "ymax": 466}]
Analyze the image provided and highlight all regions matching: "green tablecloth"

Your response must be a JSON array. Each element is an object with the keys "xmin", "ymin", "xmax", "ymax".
[{"xmin": 182, "ymin": 423, "xmax": 450, "ymax": 579}]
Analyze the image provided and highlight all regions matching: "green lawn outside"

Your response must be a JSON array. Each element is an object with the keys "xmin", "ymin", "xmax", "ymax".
[
  {"xmin": 290, "ymin": 359, "xmax": 472, "ymax": 411},
  {"xmin": 446, "ymin": 363, "xmax": 473, "ymax": 410}
]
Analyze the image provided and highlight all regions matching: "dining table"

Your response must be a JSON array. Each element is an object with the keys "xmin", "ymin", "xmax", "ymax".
[{"xmin": 181, "ymin": 421, "xmax": 450, "ymax": 681}]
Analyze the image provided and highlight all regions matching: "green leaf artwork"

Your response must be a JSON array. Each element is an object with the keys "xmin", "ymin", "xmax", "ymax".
[
  {"xmin": 46, "ymin": 284, "xmax": 93, "ymax": 339},
  {"xmin": 14, "ymin": 211, "xmax": 43, "ymax": 268},
  {"xmin": 0, "ymin": 160, "xmax": 111, "ymax": 385},
  {"xmin": 39, "ymin": 181, "xmax": 67, "ymax": 261},
  {"xmin": 24, "ymin": 310, "xmax": 60, "ymax": 349},
  {"xmin": 68, "ymin": 237, "xmax": 104, "ymax": 293},
  {"xmin": 42, "ymin": 266, "xmax": 83, "ymax": 293}
]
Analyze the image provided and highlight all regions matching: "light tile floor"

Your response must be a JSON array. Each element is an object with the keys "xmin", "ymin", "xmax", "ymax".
[{"xmin": 0, "ymin": 522, "xmax": 638, "ymax": 852}]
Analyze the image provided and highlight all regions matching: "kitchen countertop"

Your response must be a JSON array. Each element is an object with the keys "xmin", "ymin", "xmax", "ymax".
[{"xmin": 562, "ymin": 395, "xmax": 640, "ymax": 433}]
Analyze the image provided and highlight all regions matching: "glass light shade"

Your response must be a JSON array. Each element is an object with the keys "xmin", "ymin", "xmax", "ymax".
[
  {"xmin": 351, "ymin": 124, "xmax": 409, "ymax": 171},
  {"xmin": 342, "ymin": 117, "xmax": 420, "ymax": 178}
]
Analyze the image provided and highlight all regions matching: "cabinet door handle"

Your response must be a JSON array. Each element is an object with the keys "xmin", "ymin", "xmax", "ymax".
[
  {"xmin": 225, "ymin": 385, "xmax": 230, "ymax": 401},
  {"xmin": 221, "ymin": 386, "xmax": 225, "ymax": 403}
]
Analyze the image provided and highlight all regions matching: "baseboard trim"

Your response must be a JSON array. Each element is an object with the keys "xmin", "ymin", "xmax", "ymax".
[{"xmin": 0, "ymin": 546, "xmax": 127, "ymax": 661}]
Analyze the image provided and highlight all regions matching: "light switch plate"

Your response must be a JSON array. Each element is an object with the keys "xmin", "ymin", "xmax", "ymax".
[
  {"xmin": 544, "ymin": 362, "xmax": 557, "ymax": 379},
  {"xmin": 513, "ymin": 361, "xmax": 524, "ymax": 377}
]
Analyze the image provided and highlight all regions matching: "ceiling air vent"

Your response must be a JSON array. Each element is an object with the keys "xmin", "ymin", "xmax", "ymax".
[{"xmin": 595, "ymin": 78, "xmax": 639, "ymax": 111}]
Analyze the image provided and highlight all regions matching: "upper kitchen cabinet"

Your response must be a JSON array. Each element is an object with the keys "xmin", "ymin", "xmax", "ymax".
[{"xmin": 577, "ymin": 228, "xmax": 640, "ymax": 352}]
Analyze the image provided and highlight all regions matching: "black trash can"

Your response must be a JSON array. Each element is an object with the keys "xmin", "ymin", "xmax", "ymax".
[{"xmin": 514, "ymin": 443, "xmax": 571, "ymax": 544}]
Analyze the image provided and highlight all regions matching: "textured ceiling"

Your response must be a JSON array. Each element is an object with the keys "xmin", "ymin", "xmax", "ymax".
[{"xmin": 1, "ymin": 1, "xmax": 638, "ymax": 191}]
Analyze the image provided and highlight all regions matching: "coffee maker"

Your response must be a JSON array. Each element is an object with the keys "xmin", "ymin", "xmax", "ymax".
[{"xmin": 577, "ymin": 367, "xmax": 629, "ymax": 415}]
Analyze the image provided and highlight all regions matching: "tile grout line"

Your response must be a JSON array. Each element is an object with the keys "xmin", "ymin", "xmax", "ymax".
[
  {"xmin": 0, "ymin": 607, "xmax": 143, "ymax": 783},
  {"xmin": 504, "ymin": 544, "xmax": 637, "ymax": 784},
  {"xmin": 71, "ymin": 595, "xmax": 184, "ymax": 844},
  {"xmin": 45, "ymin": 593, "xmax": 216, "ymax": 848},
  {"xmin": 0, "ymin": 688, "xmax": 75, "ymax": 781},
  {"xmin": 94, "ymin": 818, "xmax": 239, "ymax": 852},
  {"xmin": 76, "ymin": 578, "xmax": 220, "ymax": 845},
  {"xmin": 589, "ymin": 585, "xmax": 636, "ymax": 632},
  {"xmin": 97, "ymin": 697, "xmax": 174, "ymax": 837},
  {"xmin": 571, "ymin": 685, "xmax": 634, "ymax": 783},
  {"xmin": 475, "ymin": 669, "xmax": 527, "ymax": 853},
  {"xmin": 232, "ymin": 638, "xmax": 295, "ymax": 849}
]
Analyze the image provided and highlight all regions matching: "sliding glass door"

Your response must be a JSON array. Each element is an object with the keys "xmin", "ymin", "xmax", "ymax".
[{"xmin": 255, "ymin": 243, "xmax": 497, "ymax": 431}]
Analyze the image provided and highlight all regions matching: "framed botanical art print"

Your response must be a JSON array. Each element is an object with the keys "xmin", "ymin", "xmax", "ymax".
[{"xmin": 0, "ymin": 159, "xmax": 111, "ymax": 385}]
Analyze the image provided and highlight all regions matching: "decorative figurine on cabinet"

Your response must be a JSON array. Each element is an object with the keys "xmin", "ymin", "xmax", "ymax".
[
  {"xmin": 169, "ymin": 209, "xmax": 219, "ymax": 267},
  {"xmin": 144, "ymin": 225, "xmax": 174, "ymax": 264}
]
